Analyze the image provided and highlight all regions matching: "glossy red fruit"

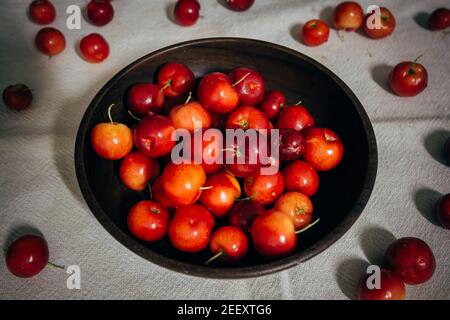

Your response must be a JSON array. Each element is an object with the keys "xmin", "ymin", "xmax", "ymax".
[
  {"xmin": 151, "ymin": 176, "xmax": 176, "ymax": 210},
  {"xmin": 244, "ymin": 171, "xmax": 284, "ymax": 206},
  {"xmin": 303, "ymin": 128, "xmax": 344, "ymax": 171},
  {"xmin": 80, "ymin": 33, "xmax": 110, "ymax": 63},
  {"xmin": 199, "ymin": 172, "xmax": 241, "ymax": 218},
  {"xmin": 279, "ymin": 129, "xmax": 305, "ymax": 161},
  {"xmin": 389, "ymin": 60, "xmax": 428, "ymax": 97},
  {"xmin": 282, "ymin": 160, "xmax": 319, "ymax": 197},
  {"xmin": 127, "ymin": 200, "xmax": 170, "ymax": 242},
  {"xmin": 224, "ymin": 132, "xmax": 264, "ymax": 177},
  {"xmin": 134, "ymin": 115, "xmax": 176, "ymax": 158},
  {"xmin": 437, "ymin": 193, "xmax": 450, "ymax": 229},
  {"xmin": 91, "ymin": 121, "xmax": 133, "ymax": 160},
  {"xmin": 209, "ymin": 226, "xmax": 248, "ymax": 263},
  {"xmin": 128, "ymin": 84, "xmax": 165, "ymax": 117},
  {"xmin": 363, "ymin": 7, "xmax": 396, "ymax": 39},
  {"xmin": 29, "ymin": 0, "xmax": 56, "ymax": 25},
  {"xmin": 228, "ymin": 67, "xmax": 265, "ymax": 106},
  {"xmin": 358, "ymin": 269, "xmax": 406, "ymax": 300},
  {"xmin": 87, "ymin": 0, "xmax": 114, "ymax": 26},
  {"xmin": 168, "ymin": 204, "xmax": 215, "ymax": 252},
  {"xmin": 3, "ymin": 84, "xmax": 33, "ymax": 111},
  {"xmin": 225, "ymin": 106, "xmax": 270, "ymax": 131},
  {"xmin": 169, "ymin": 101, "xmax": 211, "ymax": 133},
  {"xmin": 157, "ymin": 62, "xmax": 195, "ymax": 97},
  {"xmin": 229, "ymin": 200, "xmax": 265, "ymax": 232},
  {"xmin": 274, "ymin": 191, "xmax": 313, "ymax": 230},
  {"xmin": 35, "ymin": 27, "xmax": 66, "ymax": 56},
  {"xmin": 428, "ymin": 8, "xmax": 450, "ymax": 30},
  {"xmin": 174, "ymin": 0, "xmax": 200, "ymax": 26},
  {"xmin": 119, "ymin": 152, "xmax": 160, "ymax": 191},
  {"xmin": 385, "ymin": 237, "xmax": 436, "ymax": 285},
  {"xmin": 276, "ymin": 105, "xmax": 315, "ymax": 132},
  {"xmin": 251, "ymin": 209, "xmax": 297, "ymax": 257},
  {"xmin": 302, "ymin": 19, "xmax": 330, "ymax": 46},
  {"xmin": 198, "ymin": 72, "xmax": 240, "ymax": 114},
  {"xmin": 161, "ymin": 163, "xmax": 206, "ymax": 207},
  {"xmin": 191, "ymin": 130, "xmax": 223, "ymax": 174},
  {"xmin": 259, "ymin": 90, "xmax": 285, "ymax": 120},
  {"xmin": 226, "ymin": 0, "xmax": 254, "ymax": 11},
  {"xmin": 6, "ymin": 235, "xmax": 49, "ymax": 278},
  {"xmin": 333, "ymin": 1, "xmax": 364, "ymax": 31}
]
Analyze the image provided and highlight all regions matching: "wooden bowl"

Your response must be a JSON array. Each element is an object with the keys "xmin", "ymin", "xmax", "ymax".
[{"xmin": 75, "ymin": 38, "xmax": 377, "ymax": 278}]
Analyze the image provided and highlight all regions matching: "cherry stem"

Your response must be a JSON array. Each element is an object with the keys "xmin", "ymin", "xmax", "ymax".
[
  {"xmin": 47, "ymin": 261, "xmax": 65, "ymax": 270},
  {"xmin": 160, "ymin": 82, "xmax": 171, "ymax": 92},
  {"xmin": 128, "ymin": 110, "xmax": 141, "ymax": 121},
  {"xmin": 232, "ymin": 72, "xmax": 251, "ymax": 87},
  {"xmin": 184, "ymin": 92, "xmax": 193, "ymax": 104},
  {"xmin": 410, "ymin": 54, "xmax": 424, "ymax": 74},
  {"xmin": 107, "ymin": 104, "xmax": 115, "ymax": 124},
  {"xmin": 295, "ymin": 218, "xmax": 320, "ymax": 234},
  {"xmin": 337, "ymin": 31, "xmax": 344, "ymax": 42},
  {"xmin": 199, "ymin": 186, "xmax": 213, "ymax": 190},
  {"xmin": 235, "ymin": 196, "xmax": 252, "ymax": 202},
  {"xmin": 204, "ymin": 251, "xmax": 224, "ymax": 265},
  {"xmin": 148, "ymin": 183, "xmax": 153, "ymax": 200},
  {"xmin": 294, "ymin": 99, "xmax": 303, "ymax": 106}
]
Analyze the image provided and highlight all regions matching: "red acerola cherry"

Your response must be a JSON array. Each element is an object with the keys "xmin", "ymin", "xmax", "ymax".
[
  {"xmin": 428, "ymin": 8, "xmax": 450, "ymax": 31},
  {"xmin": 385, "ymin": 237, "xmax": 436, "ymax": 285},
  {"xmin": 168, "ymin": 204, "xmax": 215, "ymax": 252},
  {"xmin": 127, "ymin": 200, "xmax": 170, "ymax": 242},
  {"xmin": 258, "ymin": 90, "xmax": 285, "ymax": 120},
  {"xmin": 119, "ymin": 152, "xmax": 160, "ymax": 191},
  {"xmin": 303, "ymin": 127, "xmax": 344, "ymax": 171},
  {"xmin": 35, "ymin": 27, "xmax": 66, "ymax": 56},
  {"xmin": 169, "ymin": 101, "xmax": 212, "ymax": 133},
  {"xmin": 29, "ymin": 0, "xmax": 56, "ymax": 25},
  {"xmin": 333, "ymin": 1, "xmax": 364, "ymax": 31},
  {"xmin": 128, "ymin": 84, "xmax": 165, "ymax": 117},
  {"xmin": 161, "ymin": 163, "xmax": 206, "ymax": 207},
  {"xmin": 133, "ymin": 115, "xmax": 176, "ymax": 158},
  {"xmin": 363, "ymin": 7, "xmax": 396, "ymax": 39},
  {"xmin": 274, "ymin": 191, "xmax": 313, "ymax": 230},
  {"xmin": 226, "ymin": 0, "xmax": 255, "ymax": 12},
  {"xmin": 174, "ymin": 0, "xmax": 200, "ymax": 27},
  {"xmin": 251, "ymin": 209, "xmax": 297, "ymax": 258},
  {"xmin": 389, "ymin": 60, "xmax": 428, "ymax": 97},
  {"xmin": 228, "ymin": 67, "xmax": 265, "ymax": 106},
  {"xmin": 229, "ymin": 200, "xmax": 265, "ymax": 232},
  {"xmin": 437, "ymin": 193, "xmax": 450, "ymax": 229},
  {"xmin": 157, "ymin": 62, "xmax": 195, "ymax": 97},
  {"xmin": 3, "ymin": 84, "xmax": 33, "ymax": 111},
  {"xmin": 279, "ymin": 128, "xmax": 305, "ymax": 161},
  {"xmin": 225, "ymin": 106, "xmax": 271, "ymax": 131},
  {"xmin": 244, "ymin": 171, "xmax": 285, "ymax": 206},
  {"xmin": 358, "ymin": 269, "xmax": 406, "ymax": 300},
  {"xmin": 80, "ymin": 33, "xmax": 110, "ymax": 63},
  {"xmin": 151, "ymin": 176, "xmax": 176, "ymax": 210},
  {"xmin": 207, "ymin": 226, "xmax": 249, "ymax": 264},
  {"xmin": 276, "ymin": 105, "xmax": 315, "ymax": 132},
  {"xmin": 198, "ymin": 72, "xmax": 240, "ymax": 114},
  {"xmin": 302, "ymin": 19, "xmax": 330, "ymax": 46},
  {"xmin": 6, "ymin": 235, "xmax": 49, "ymax": 278},
  {"xmin": 282, "ymin": 160, "xmax": 319, "ymax": 197},
  {"xmin": 87, "ymin": 0, "xmax": 114, "ymax": 26}
]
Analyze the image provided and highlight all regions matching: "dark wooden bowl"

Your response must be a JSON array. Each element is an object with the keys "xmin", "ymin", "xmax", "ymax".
[{"xmin": 75, "ymin": 38, "xmax": 377, "ymax": 278}]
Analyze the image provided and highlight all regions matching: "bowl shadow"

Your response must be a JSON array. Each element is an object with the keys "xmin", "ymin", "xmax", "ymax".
[
  {"xmin": 336, "ymin": 258, "xmax": 370, "ymax": 300},
  {"xmin": 414, "ymin": 187, "xmax": 442, "ymax": 226},
  {"xmin": 360, "ymin": 226, "xmax": 396, "ymax": 266}
]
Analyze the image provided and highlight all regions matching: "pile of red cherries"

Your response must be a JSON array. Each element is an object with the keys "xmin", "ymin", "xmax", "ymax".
[{"xmin": 91, "ymin": 62, "xmax": 344, "ymax": 264}]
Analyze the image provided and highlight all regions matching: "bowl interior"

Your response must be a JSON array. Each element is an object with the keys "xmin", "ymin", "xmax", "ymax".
[{"xmin": 75, "ymin": 38, "xmax": 377, "ymax": 278}]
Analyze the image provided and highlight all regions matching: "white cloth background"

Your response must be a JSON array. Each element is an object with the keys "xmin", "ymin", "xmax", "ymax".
[{"xmin": 0, "ymin": 0, "xmax": 449, "ymax": 300}]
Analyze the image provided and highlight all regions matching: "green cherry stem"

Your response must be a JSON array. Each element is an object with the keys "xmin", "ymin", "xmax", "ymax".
[
  {"xmin": 128, "ymin": 110, "xmax": 141, "ymax": 121},
  {"xmin": 184, "ymin": 92, "xmax": 193, "ymax": 104},
  {"xmin": 232, "ymin": 72, "xmax": 251, "ymax": 87},
  {"xmin": 47, "ymin": 261, "xmax": 65, "ymax": 270},
  {"xmin": 107, "ymin": 104, "xmax": 115, "ymax": 124},
  {"xmin": 204, "ymin": 251, "xmax": 224, "ymax": 265},
  {"xmin": 295, "ymin": 218, "xmax": 320, "ymax": 235}
]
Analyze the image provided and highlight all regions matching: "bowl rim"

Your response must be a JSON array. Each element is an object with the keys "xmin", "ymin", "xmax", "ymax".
[{"xmin": 75, "ymin": 37, "xmax": 378, "ymax": 279}]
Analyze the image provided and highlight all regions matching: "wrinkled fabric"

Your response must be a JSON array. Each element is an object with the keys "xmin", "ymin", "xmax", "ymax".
[{"xmin": 0, "ymin": 0, "xmax": 449, "ymax": 299}]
